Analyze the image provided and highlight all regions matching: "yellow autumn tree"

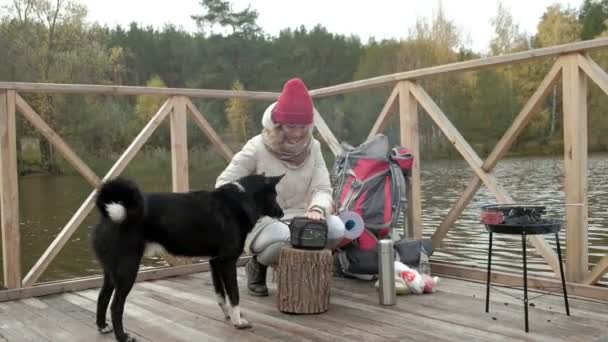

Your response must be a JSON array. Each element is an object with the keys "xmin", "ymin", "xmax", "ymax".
[
  {"xmin": 131, "ymin": 75, "xmax": 170, "ymax": 147},
  {"xmin": 225, "ymin": 80, "xmax": 251, "ymax": 143},
  {"xmin": 536, "ymin": 5, "xmax": 582, "ymax": 140},
  {"xmin": 135, "ymin": 75, "xmax": 168, "ymax": 123}
]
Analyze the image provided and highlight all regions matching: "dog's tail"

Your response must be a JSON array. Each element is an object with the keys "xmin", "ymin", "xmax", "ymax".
[{"xmin": 96, "ymin": 177, "xmax": 145, "ymax": 225}]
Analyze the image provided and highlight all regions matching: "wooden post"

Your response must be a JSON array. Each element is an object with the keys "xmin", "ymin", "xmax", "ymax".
[
  {"xmin": 170, "ymin": 96, "xmax": 189, "ymax": 193},
  {"xmin": 0, "ymin": 90, "xmax": 21, "ymax": 289},
  {"xmin": 562, "ymin": 54, "xmax": 589, "ymax": 282},
  {"xmin": 166, "ymin": 96, "xmax": 191, "ymax": 266},
  {"xmin": 398, "ymin": 81, "xmax": 422, "ymax": 239}
]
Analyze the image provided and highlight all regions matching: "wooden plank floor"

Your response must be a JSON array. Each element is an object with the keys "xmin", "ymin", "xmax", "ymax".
[{"xmin": 0, "ymin": 267, "xmax": 606, "ymax": 342}]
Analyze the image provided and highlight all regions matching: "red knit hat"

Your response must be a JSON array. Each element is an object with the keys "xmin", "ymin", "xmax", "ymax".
[{"xmin": 272, "ymin": 78, "xmax": 314, "ymax": 125}]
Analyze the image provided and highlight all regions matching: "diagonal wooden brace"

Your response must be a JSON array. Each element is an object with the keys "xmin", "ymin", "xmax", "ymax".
[{"xmin": 408, "ymin": 59, "xmax": 565, "ymax": 274}]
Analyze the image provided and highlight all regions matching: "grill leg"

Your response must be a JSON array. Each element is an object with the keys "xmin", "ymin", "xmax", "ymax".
[
  {"xmin": 522, "ymin": 232, "xmax": 529, "ymax": 333},
  {"xmin": 555, "ymin": 232, "xmax": 570, "ymax": 316},
  {"xmin": 485, "ymin": 232, "xmax": 493, "ymax": 313}
]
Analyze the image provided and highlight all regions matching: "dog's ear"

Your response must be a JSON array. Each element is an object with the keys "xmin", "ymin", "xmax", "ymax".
[{"xmin": 265, "ymin": 174, "xmax": 285, "ymax": 187}]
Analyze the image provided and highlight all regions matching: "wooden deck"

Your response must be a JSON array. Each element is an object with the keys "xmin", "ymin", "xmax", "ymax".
[{"xmin": 0, "ymin": 267, "xmax": 606, "ymax": 342}]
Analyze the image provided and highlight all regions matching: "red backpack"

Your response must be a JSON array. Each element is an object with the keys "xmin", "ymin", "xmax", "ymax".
[{"xmin": 331, "ymin": 134, "xmax": 414, "ymax": 276}]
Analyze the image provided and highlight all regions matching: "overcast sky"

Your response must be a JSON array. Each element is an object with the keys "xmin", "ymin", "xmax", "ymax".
[{"xmin": 4, "ymin": 0, "xmax": 585, "ymax": 52}]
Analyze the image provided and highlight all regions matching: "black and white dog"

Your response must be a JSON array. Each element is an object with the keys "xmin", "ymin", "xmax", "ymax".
[{"xmin": 92, "ymin": 174, "xmax": 284, "ymax": 342}]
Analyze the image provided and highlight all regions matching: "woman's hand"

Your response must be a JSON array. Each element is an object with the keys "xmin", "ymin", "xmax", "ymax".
[{"xmin": 304, "ymin": 209, "xmax": 324, "ymax": 221}]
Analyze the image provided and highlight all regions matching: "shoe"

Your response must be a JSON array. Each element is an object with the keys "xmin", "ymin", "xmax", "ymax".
[{"xmin": 246, "ymin": 256, "xmax": 269, "ymax": 296}]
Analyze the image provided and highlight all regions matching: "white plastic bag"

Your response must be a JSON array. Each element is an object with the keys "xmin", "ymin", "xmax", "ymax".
[{"xmin": 395, "ymin": 261, "xmax": 425, "ymax": 294}]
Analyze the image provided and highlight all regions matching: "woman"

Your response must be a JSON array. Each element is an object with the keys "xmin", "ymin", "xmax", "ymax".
[{"xmin": 215, "ymin": 78, "xmax": 345, "ymax": 296}]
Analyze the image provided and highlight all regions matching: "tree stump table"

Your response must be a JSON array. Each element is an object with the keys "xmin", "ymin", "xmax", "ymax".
[{"xmin": 277, "ymin": 247, "xmax": 333, "ymax": 314}]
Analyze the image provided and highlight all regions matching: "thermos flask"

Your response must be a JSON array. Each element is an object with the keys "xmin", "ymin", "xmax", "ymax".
[{"xmin": 378, "ymin": 239, "xmax": 396, "ymax": 305}]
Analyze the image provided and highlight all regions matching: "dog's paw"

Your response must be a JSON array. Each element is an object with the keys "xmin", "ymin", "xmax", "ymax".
[
  {"xmin": 98, "ymin": 324, "xmax": 113, "ymax": 334},
  {"xmin": 118, "ymin": 333, "xmax": 137, "ymax": 342},
  {"xmin": 233, "ymin": 318, "xmax": 252, "ymax": 330},
  {"xmin": 223, "ymin": 311, "xmax": 246, "ymax": 320}
]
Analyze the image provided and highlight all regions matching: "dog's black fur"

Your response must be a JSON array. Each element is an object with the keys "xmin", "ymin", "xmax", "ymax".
[{"xmin": 92, "ymin": 174, "xmax": 284, "ymax": 342}]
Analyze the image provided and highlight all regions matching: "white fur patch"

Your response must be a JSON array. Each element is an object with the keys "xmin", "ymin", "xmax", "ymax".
[
  {"xmin": 232, "ymin": 182, "xmax": 245, "ymax": 192},
  {"xmin": 105, "ymin": 202, "xmax": 126, "ymax": 223},
  {"xmin": 99, "ymin": 325, "xmax": 113, "ymax": 334},
  {"xmin": 230, "ymin": 305, "xmax": 242, "ymax": 325},
  {"xmin": 228, "ymin": 300, "xmax": 250, "ymax": 328}
]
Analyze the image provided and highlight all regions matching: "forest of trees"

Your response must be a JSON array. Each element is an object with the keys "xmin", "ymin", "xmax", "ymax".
[{"xmin": 2, "ymin": 0, "xmax": 608, "ymax": 175}]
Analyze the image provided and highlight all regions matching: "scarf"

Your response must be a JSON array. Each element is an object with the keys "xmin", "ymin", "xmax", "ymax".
[{"xmin": 261, "ymin": 126, "xmax": 313, "ymax": 168}]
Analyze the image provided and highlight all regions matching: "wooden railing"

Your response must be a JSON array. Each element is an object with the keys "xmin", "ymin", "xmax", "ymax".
[{"xmin": 1, "ymin": 38, "xmax": 608, "ymax": 301}]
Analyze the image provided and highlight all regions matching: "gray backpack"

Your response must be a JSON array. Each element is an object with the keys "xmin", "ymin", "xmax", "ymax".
[{"xmin": 330, "ymin": 134, "xmax": 432, "ymax": 279}]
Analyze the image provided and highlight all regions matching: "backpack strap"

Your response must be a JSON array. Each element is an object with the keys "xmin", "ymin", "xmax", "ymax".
[{"xmin": 388, "ymin": 160, "xmax": 408, "ymax": 238}]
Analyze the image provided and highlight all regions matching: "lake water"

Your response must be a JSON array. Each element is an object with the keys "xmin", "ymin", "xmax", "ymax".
[
  {"xmin": 1, "ymin": 154, "xmax": 607, "ymax": 285},
  {"xmin": 419, "ymin": 154, "xmax": 608, "ymax": 285}
]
